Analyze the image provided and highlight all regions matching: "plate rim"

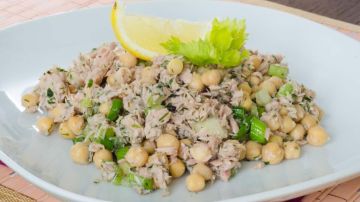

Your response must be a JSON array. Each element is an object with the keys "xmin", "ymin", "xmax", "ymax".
[{"xmin": 0, "ymin": 1, "xmax": 360, "ymax": 201}]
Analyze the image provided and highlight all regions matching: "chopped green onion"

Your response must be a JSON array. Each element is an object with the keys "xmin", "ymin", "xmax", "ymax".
[
  {"xmin": 142, "ymin": 178, "xmax": 155, "ymax": 190},
  {"xmin": 232, "ymin": 107, "xmax": 246, "ymax": 120},
  {"xmin": 145, "ymin": 95, "xmax": 165, "ymax": 115},
  {"xmin": 80, "ymin": 98, "xmax": 92, "ymax": 108},
  {"xmin": 115, "ymin": 146, "xmax": 129, "ymax": 160},
  {"xmin": 105, "ymin": 127, "xmax": 115, "ymax": 138},
  {"xmin": 258, "ymin": 106, "xmax": 266, "ymax": 117},
  {"xmin": 87, "ymin": 79, "xmax": 93, "ymax": 88},
  {"xmin": 72, "ymin": 136, "xmax": 85, "ymax": 144},
  {"xmin": 235, "ymin": 115, "xmax": 252, "ymax": 141},
  {"xmin": 268, "ymin": 64, "xmax": 288, "ymax": 79},
  {"xmin": 144, "ymin": 104, "xmax": 163, "ymax": 116},
  {"xmin": 277, "ymin": 83, "xmax": 294, "ymax": 97},
  {"xmin": 125, "ymin": 173, "xmax": 155, "ymax": 191},
  {"xmin": 255, "ymin": 89, "xmax": 272, "ymax": 106},
  {"xmin": 250, "ymin": 117, "xmax": 267, "ymax": 144},
  {"xmin": 107, "ymin": 98, "xmax": 123, "ymax": 121},
  {"xmin": 100, "ymin": 136, "xmax": 114, "ymax": 151},
  {"xmin": 112, "ymin": 167, "xmax": 124, "ymax": 185},
  {"xmin": 147, "ymin": 95, "xmax": 165, "ymax": 107}
]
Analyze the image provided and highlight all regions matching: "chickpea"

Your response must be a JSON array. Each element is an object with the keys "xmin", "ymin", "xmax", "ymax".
[
  {"xmin": 21, "ymin": 93, "xmax": 39, "ymax": 108},
  {"xmin": 307, "ymin": 125, "xmax": 329, "ymax": 146},
  {"xmin": 107, "ymin": 75, "xmax": 116, "ymax": 87},
  {"xmin": 249, "ymin": 75, "xmax": 261, "ymax": 86},
  {"xmin": 259, "ymin": 80, "xmax": 276, "ymax": 96},
  {"xmin": 190, "ymin": 143, "xmax": 212, "ymax": 163},
  {"xmin": 238, "ymin": 82, "xmax": 252, "ymax": 95},
  {"xmin": 264, "ymin": 116, "xmax": 280, "ymax": 131},
  {"xmin": 290, "ymin": 124, "xmax": 305, "ymax": 141},
  {"xmin": 93, "ymin": 149, "xmax": 113, "ymax": 168},
  {"xmin": 67, "ymin": 116, "xmax": 85, "ymax": 135},
  {"xmin": 201, "ymin": 70, "xmax": 222, "ymax": 86},
  {"xmin": 262, "ymin": 142, "xmax": 284, "ymax": 165},
  {"xmin": 99, "ymin": 101, "xmax": 111, "ymax": 115},
  {"xmin": 167, "ymin": 58, "xmax": 183, "ymax": 75},
  {"xmin": 165, "ymin": 129, "xmax": 177, "ymax": 136},
  {"xmin": 245, "ymin": 141, "xmax": 262, "ymax": 160},
  {"xmin": 238, "ymin": 144, "xmax": 247, "ymax": 161},
  {"xmin": 192, "ymin": 163, "xmax": 213, "ymax": 181},
  {"xmin": 59, "ymin": 121, "xmax": 75, "ymax": 139},
  {"xmin": 263, "ymin": 75, "xmax": 271, "ymax": 81},
  {"xmin": 269, "ymin": 135, "xmax": 283, "ymax": 146},
  {"xmin": 250, "ymin": 55, "xmax": 261, "ymax": 70},
  {"xmin": 36, "ymin": 116, "xmax": 54, "ymax": 135},
  {"xmin": 186, "ymin": 173, "xmax": 206, "ymax": 192},
  {"xmin": 141, "ymin": 66, "xmax": 156, "ymax": 84},
  {"xmin": 118, "ymin": 52, "xmax": 137, "ymax": 67},
  {"xmin": 268, "ymin": 76, "xmax": 283, "ymax": 89},
  {"xmin": 189, "ymin": 73, "xmax": 204, "ymax": 91},
  {"xmin": 301, "ymin": 114, "xmax": 318, "ymax": 130},
  {"xmin": 241, "ymin": 95, "xmax": 253, "ymax": 111},
  {"xmin": 48, "ymin": 104, "xmax": 66, "ymax": 121},
  {"xmin": 143, "ymin": 140, "xmax": 156, "ymax": 154},
  {"xmin": 70, "ymin": 143, "xmax": 89, "ymax": 164},
  {"xmin": 169, "ymin": 159, "xmax": 186, "ymax": 178},
  {"xmin": 279, "ymin": 107, "xmax": 288, "ymax": 116},
  {"xmin": 294, "ymin": 104, "xmax": 305, "ymax": 122},
  {"xmin": 280, "ymin": 116, "xmax": 296, "ymax": 133},
  {"xmin": 156, "ymin": 134, "xmax": 180, "ymax": 150},
  {"xmin": 125, "ymin": 146, "xmax": 149, "ymax": 167},
  {"xmin": 284, "ymin": 141, "xmax": 301, "ymax": 160}
]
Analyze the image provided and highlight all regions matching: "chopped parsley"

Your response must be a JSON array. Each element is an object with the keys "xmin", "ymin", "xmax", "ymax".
[
  {"xmin": 56, "ymin": 67, "xmax": 66, "ymax": 72},
  {"xmin": 47, "ymin": 88, "xmax": 54, "ymax": 97},
  {"xmin": 87, "ymin": 79, "xmax": 93, "ymax": 88},
  {"xmin": 47, "ymin": 88, "xmax": 55, "ymax": 104}
]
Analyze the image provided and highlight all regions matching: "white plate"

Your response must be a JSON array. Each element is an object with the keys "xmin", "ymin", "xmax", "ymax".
[{"xmin": 1, "ymin": 1, "xmax": 360, "ymax": 202}]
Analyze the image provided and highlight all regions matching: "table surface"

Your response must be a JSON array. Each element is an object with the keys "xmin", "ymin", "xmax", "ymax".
[
  {"xmin": 268, "ymin": 0, "xmax": 360, "ymax": 25},
  {"xmin": 0, "ymin": 0, "xmax": 360, "ymax": 202}
]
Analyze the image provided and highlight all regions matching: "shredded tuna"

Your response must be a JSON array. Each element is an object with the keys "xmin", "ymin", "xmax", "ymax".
[{"xmin": 24, "ymin": 42, "xmax": 327, "ymax": 195}]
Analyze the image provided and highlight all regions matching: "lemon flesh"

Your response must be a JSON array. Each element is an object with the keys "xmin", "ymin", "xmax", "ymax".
[{"xmin": 111, "ymin": 1, "xmax": 209, "ymax": 60}]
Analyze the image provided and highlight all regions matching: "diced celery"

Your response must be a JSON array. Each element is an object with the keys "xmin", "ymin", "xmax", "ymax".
[
  {"xmin": 118, "ymin": 162, "xmax": 131, "ymax": 175},
  {"xmin": 277, "ymin": 83, "xmax": 293, "ymax": 97},
  {"xmin": 255, "ymin": 89, "xmax": 272, "ymax": 106},
  {"xmin": 193, "ymin": 117, "xmax": 228, "ymax": 139},
  {"xmin": 232, "ymin": 107, "xmax": 246, "ymax": 120},
  {"xmin": 250, "ymin": 117, "xmax": 267, "ymax": 144},
  {"xmin": 115, "ymin": 146, "xmax": 129, "ymax": 160},
  {"xmin": 268, "ymin": 64, "xmax": 288, "ymax": 79}
]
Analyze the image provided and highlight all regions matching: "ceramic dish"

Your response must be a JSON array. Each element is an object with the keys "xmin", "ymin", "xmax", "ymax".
[{"xmin": 0, "ymin": 1, "xmax": 360, "ymax": 201}]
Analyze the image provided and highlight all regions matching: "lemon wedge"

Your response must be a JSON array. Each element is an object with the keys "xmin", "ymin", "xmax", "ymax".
[{"xmin": 111, "ymin": 1, "xmax": 209, "ymax": 60}]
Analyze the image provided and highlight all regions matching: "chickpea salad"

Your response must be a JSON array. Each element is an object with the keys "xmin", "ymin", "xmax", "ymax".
[{"xmin": 21, "ymin": 18, "xmax": 329, "ymax": 194}]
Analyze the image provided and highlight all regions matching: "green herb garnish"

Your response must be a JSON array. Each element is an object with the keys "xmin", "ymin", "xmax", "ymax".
[{"xmin": 162, "ymin": 18, "xmax": 249, "ymax": 68}]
